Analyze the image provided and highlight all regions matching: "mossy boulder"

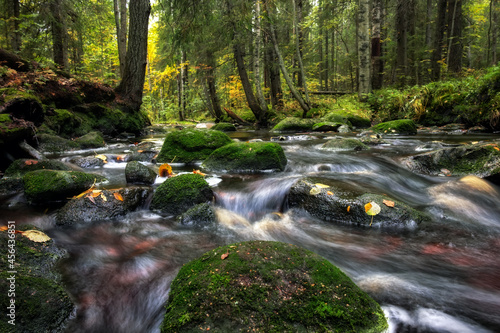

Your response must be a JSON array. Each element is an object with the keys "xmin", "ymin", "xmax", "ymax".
[
  {"xmin": 70, "ymin": 156, "xmax": 105, "ymax": 168},
  {"xmin": 37, "ymin": 133, "xmax": 79, "ymax": 153},
  {"xmin": 156, "ymin": 129, "xmax": 233, "ymax": 164},
  {"xmin": 402, "ymin": 142, "xmax": 500, "ymax": 178},
  {"xmin": 56, "ymin": 186, "xmax": 152, "ymax": 225},
  {"xmin": 74, "ymin": 131, "xmax": 105, "ymax": 149},
  {"xmin": 176, "ymin": 203, "xmax": 217, "ymax": 228},
  {"xmin": 202, "ymin": 142, "xmax": 287, "ymax": 173},
  {"xmin": 0, "ymin": 113, "xmax": 35, "ymax": 147},
  {"xmin": 125, "ymin": 161, "xmax": 157, "ymax": 185},
  {"xmin": 370, "ymin": 119, "xmax": 417, "ymax": 135},
  {"xmin": 321, "ymin": 138, "xmax": 370, "ymax": 151},
  {"xmin": 161, "ymin": 240, "xmax": 388, "ymax": 333},
  {"xmin": 150, "ymin": 174, "xmax": 214, "ymax": 215},
  {"xmin": 271, "ymin": 117, "xmax": 316, "ymax": 132},
  {"xmin": 211, "ymin": 122, "xmax": 237, "ymax": 132},
  {"xmin": 312, "ymin": 121, "xmax": 345, "ymax": 132},
  {"xmin": 4, "ymin": 159, "xmax": 72, "ymax": 177},
  {"xmin": 0, "ymin": 225, "xmax": 74, "ymax": 333},
  {"xmin": 287, "ymin": 178, "xmax": 431, "ymax": 229},
  {"xmin": 23, "ymin": 170, "xmax": 106, "ymax": 204}
]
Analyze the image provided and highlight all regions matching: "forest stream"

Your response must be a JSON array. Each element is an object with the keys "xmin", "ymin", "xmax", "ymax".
[{"xmin": 2, "ymin": 129, "xmax": 500, "ymax": 333}]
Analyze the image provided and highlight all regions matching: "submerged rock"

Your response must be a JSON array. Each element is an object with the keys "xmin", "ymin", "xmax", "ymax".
[
  {"xmin": 125, "ymin": 161, "xmax": 157, "ymax": 185},
  {"xmin": 156, "ymin": 129, "xmax": 233, "ymax": 164},
  {"xmin": 371, "ymin": 119, "xmax": 418, "ymax": 135},
  {"xmin": 150, "ymin": 174, "xmax": 214, "ymax": 216},
  {"xmin": 287, "ymin": 178, "xmax": 431, "ymax": 229},
  {"xmin": 56, "ymin": 186, "xmax": 152, "ymax": 225},
  {"xmin": 161, "ymin": 240, "xmax": 388, "ymax": 332},
  {"xmin": 23, "ymin": 170, "xmax": 105, "ymax": 204},
  {"xmin": 176, "ymin": 202, "xmax": 216, "ymax": 228},
  {"xmin": 202, "ymin": 142, "xmax": 287, "ymax": 173},
  {"xmin": 0, "ymin": 224, "xmax": 74, "ymax": 332},
  {"xmin": 402, "ymin": 142, "xmax": 500, "ymax": 178}
]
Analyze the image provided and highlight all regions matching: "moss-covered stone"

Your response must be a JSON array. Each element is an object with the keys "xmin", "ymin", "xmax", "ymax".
[
  {"xmin": 23, "ymin": 169, "xmax": 105, "ymax": 204},
  {"xmin": 125, "ymin": 161, "xmax": 157, "ymax": 185},
  {"xmin": 402, "ymin": 142, "xmax": 500, "ymax": 178},
  {"xmin": 37, "ymin": 133, "xmax": 79, "ymax": 153},
  {"xmin": 150, "ymin": 174, "xmax": 214, "ymax": 215},
  {"xmin": 4, "ymin": 159, "xmax": 72, "ymax": 177},
  {"xmin": 312, "ymin": 122, "xmax": 345, "ymax": 132},
  {"xmin": 321, "ymin": 138, "xmax": 369, "ymax": 151},
  {"xmin": 202, "ymin": 142, "xmax": 287, "ymax": 172},
  {"xmin": 0, "ymin": 176, "xmax": 24, "ymax": 197},
  {"xmin": 0, "ymin": 225, "xmax": 74, "ymax": 333},
  {"xmin": 177, "ymin": 203, "xmax": 217, "ymax": 228},
  {"xmin": 161, "ymin": 240, "xmax": 388, "ymax": 333},
  {"xmin": 270, "ymin": 117, "xmax": 316, "ymax": 132},
  {"xmin": 156, "ymin": 129, "xmax": 233, "ymax": 164},
  {"xmin": 0, "ymin": 113, "xmax": 34, "ymax": 147},
  {"xmin": 56, "ymin": 186, "xmax": 153, "ymax": 225},
  {"xmin": 74, "ymin": 131, "xmax": 105, "ymax": 149},
  {"xmin": 211, "ymin": 122, "xmax": 237, "ymax": 132},
  {"xmin": 70, "ymin": 156, "xmax": 105, "ymax": 168},
  {"xmin": 370, "ymin": 119, "xmax": 417, "ymax": 135}
]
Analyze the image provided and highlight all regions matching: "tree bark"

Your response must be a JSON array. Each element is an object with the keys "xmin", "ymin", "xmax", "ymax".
[
  {"xmin": 357, "ymin": 0, "xmax": 371, "ymax": 100},
  {"xmin": 51, "ymin": 0, "xmax": 68, "ymax": 70},
  {"xmin": 431, "ymin": 0, "xmax": 447, "ymax": 81},
  {"xmin": 9, "ymin": 0, "xmax": 21, "ymax": 52},
  {"xmin": 115, "ymin": 0, "xmax": 150, "ymax": 111},
  {"xmin": 292, "ymin": 0, "xmax": 311, "ymax": 116},
  {"xmin": 113, "ymin": 0, "xmax": 128, "ymax": 78},
  {"xmin": 447, "ymin": 0, "xmax": 463, "ymax": 73},
  {"xmin": 253, "ymin": 0, "xmax": 267, "ymax": 112},
  {"xmin": 371, "ymin": 0, "xmax": 383, "ymax": 90}
]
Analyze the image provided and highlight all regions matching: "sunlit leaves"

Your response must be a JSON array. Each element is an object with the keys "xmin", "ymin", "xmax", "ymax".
[
  {"xmin": 159, "ymin": 163, "xmax": 173, "ymax": 177},
  {"xmin": 22, "ymin": 230, "xmax": 51, "ymax": 243},
  {"xmin": 365, "ymin": 201, "xmax": 381, "ymax": 226}
]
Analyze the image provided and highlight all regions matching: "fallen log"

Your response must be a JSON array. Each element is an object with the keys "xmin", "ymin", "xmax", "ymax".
[{"xmin": 224, "ymin": 108, "xmax": 252, "ymax": 125}]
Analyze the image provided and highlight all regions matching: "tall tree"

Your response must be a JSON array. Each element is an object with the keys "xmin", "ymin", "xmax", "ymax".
[
  {"xmin": 447, "ymin": 0, "xmax": 463, "ymax": 73},
  {"xmin": 357, "ymin": 0, "xmax": 371, "ymax": 100},
  {"xmin": 431, "ymin": 0, "xmax": 447, "ymax": 81},
  {"xmin": 116, "ymin": 0, "xmax": 151, "ymax": 111},
  {"xmin": 113, "ymin": 0, "xmax": 128, "ymax": 78},
  {"xmin": 371, "ymin": 0, "xmax": 383, "ymax": 90},
  {"xmin": 51, "ymin": 0, "xmax": 68, "ymax": 69},
  {"xmin": 9, "ymin": 0, "xmax": 21, "ymax": 52},
  {"xmin": 253, "ymin": 0, "xmax": 267, "ymax": 112}
]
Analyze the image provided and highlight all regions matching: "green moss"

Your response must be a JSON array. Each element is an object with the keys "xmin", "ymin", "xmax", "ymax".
[
  {"xmin": 0, "ymin": 87, "xmax": 41, "ymax": 104},
  {"xmin": 37, "ymin": 133, "xmax": 79, "ymax": 152},
  {"xmin": 150, "ymin": 174, "xmax": 214, "ymax": 215},
  {"xmin": 322, "ymin": 138, "xmax": 369, "ymax": 151},
  {"xmin": 211, "ymin": 122, "xmax": 237, "ymax": 132},
  {"xmin": 202, "ymin": 142, "xmax": 287, "ymax": 172},
  {"xmin": 74, "ymin": 131, "xmax": 105, "ymax": 149},
  {"xmin": 161, "ymin": 241, "xmax": 388, "ymax": 333},
  {"xmin": 271, "ymin": 117, "xmax": 316, "ymax": 132},
  {"xmin": 4, "ymin": 159, "xmax": 72, "ymax": 177},
  {"xmin": 156, "ymin": 129, "xmax": 233, "ymax": 164},
  {"xmin": 371, "ymin": 119, "xmax": 417, "ymax": 135},
  {"xmin": 23, "ymin": 169, "xmax": 105, "ymax": 203},
  {"xmin": 312, "ymin": 122, "xmax": 344, "ymax": 132}
]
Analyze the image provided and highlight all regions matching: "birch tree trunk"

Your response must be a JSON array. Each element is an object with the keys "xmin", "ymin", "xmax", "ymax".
[
  {"xmin": 371, "ymin": 0, "xmax": 383, "ymax": 90},
  {"xmin": 357, "ymin": 0, "xmax": 371, "ymax": 101},
  {"xmin": 113, "ymin": 0, "xmax": 127, "ymax": 78}
]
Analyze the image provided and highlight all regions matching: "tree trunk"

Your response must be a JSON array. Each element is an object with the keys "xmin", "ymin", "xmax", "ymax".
[
  {"xmin": 371, "ymin": 0, "xmax": 383, "ymax": 90},
  {"xmin": 206, "ymin": 65, "xmax": 223, "ymax": 122},
  {"xmin": 115, "ymin": 0, "xmax": 150, "ymax": 111},
  {"xmin": 51, "ymin": 0, "xmax": 68, "ymax": 70},
  {"xmin": 113, "ymin": 0, "xmax": 127, "ymax": 78},
  {"xmin": 493, "ymin": 0, "xmax": 498, "ymax": 65},
  {"xmin": 395, "ymin": 0, "xmax": 407, "ymax": 86},
  {"xmin": 357, "ymin": 0, "xmax": 371, "ymax": 101},
  {"xmin": 431, "ymin": 0, "xmax": 447, "ymax": 81},
  {"xmin": 253, "ymin": 0, "xmax": 267, "ymax": 111},
  {"xmin": 264, "ymin": 33, "xmax": 283, "ymax": 110},
  {"xmin": 292, "ymin": 0, "xmax": 311, "ymax": 117},
  {"xmin": 10, "ymin": 0, "xmax": 21, "ymax": 52},
  {"xmin": 447, "ymin": 0, "xmax": 463, "ymax": 73}
]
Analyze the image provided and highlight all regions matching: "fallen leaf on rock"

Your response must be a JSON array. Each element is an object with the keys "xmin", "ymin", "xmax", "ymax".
[
  {"xmin": 309, "ymin": 187, "xmax": 321, "ymax": 195},
  {"xmin": 221, "ymin": 253, "xmax": 229, "ymax": 260},
  {"xmin": 113, "ymin": 192, "xmax": 124, "ymax": 201},
  {"xmin": 347, "ymin": 206, "xmax": 351, "ymax": 212},
  {"xmin": 95, "ymin": 154, "xmax": 108, "ymax": 163},
  {"xmin": 314, "ymin": 183, "xmax": 330, "ymax": 188},
  {"xmin": 193, "ymin": 169, "xmax": 206, "ymax": 176},
  {"xmin": 87, "ymin": 195, "xmax": 96, "ymax": 204},
  {"xmin": 383, "ymin": 200, "xmax": 395, "ymax": 207},
  {"xmin": 100, "ymin": 193, "xmax": 107, "ymax": 201},
  {"xmin": 365, "ymin": 201, "xmax": 381, "ymax": 226},
  {"xmin": 24, "ymin": 160, "xmax": 38, "ymax": 165},
  {"xmin": 159, "ymin": 163, "xmax": 173, "ymax": 177},
  {"xmin": 22, "ymin": 230, "xmax": 51, "ymax": 242},
  {"xmin": 327, "ymin": 191, "xmax": 334, "ymax": 195}
]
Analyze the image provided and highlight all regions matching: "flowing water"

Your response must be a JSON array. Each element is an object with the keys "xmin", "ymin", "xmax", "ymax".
[{"xmin": 2, "ymin": 130, "xmax": 500, "ymax": 333}]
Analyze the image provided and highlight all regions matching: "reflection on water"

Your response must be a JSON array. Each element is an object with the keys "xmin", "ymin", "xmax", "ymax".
[{"xmin": 2, "ymin": 131, "xmax": 500, "ymax": 332}]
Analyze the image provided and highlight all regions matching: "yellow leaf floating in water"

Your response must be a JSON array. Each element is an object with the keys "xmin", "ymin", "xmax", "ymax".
[
  {"xmin": 309, "ymin": 187, "xmax": 321, "ymax": 195},
  {"xmin": 22, "ymin": 230, "xmax": 51, "ymax": 242},
  {"xmin": 365, "ymin": 201, "xmax": 381, "ymax": 226}
]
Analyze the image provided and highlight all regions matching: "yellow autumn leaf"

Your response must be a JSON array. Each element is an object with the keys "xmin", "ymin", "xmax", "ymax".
[
  {"xmin": 22, "ymin": 230, "xmax": 51, "ymax": 242},
  {"xmin": 113, "ymin": 192, "xmax": 124, "ymax": 201},
  {"xmin": 159, "ymin": 163, "xmax": 173, "ymax": 177},
  {"xmin": 365, "ymin": 201, "xmax": 381, "ymax": 226},
  {"xmin": 95, "ymin": 154, "xmax": 108, "ymax": 163},
  {"xmin": 314, "ymin": 183, "xmax": 330, "ymax": 188},
  {"xmin": 383, "ymin": 199, "xmax": 395, "ymax": 207},
  {"xmin": 100, "ymin": 193, "xmax": 107, "ymax": 201},
  {"xmin": 327, "ymin": 191, "xmax": 334, "ymax": 195},
  {"xmin": 309, "ymin": 187, "xmax": 321, "ymax": 195}
]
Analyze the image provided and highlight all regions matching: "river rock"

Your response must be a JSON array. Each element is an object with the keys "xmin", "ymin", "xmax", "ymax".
[
  {"xmin": 74, "ymin": 131, "xmax": 105, "ymax": 149},
  {"xmin": 202, "ymin": 142, "xmax": 287, "ymax": 173},
  {"xmin": 271, "ymin": 117, "xmax": 316, "ymax": 132},
  {"xmin": 37, "ymin": 133, "xmax": 79, "ymax": 153},
  {"xmin": 125, "ymin": 161, "xmax": 157, "ymax": 185},
  {"xmin": 211, "ymin": 122, "xmax": 236, "ymax": 132},
  {"xmin": 4, "ymin": 158, "xmax": 73, "ymax": 177},
  {"xmin": 161, "ymin": 240, "xmax": 388, "ymax": 332},
  {"xmin": 287, "ymin": 178, "xmax": 431, "ymax": 228},
  {"xmin": 402, "ymin": 142, "xmax": 500, "ymax": 178},
  {"xmin": 156, "ymin": 129, "xmax": 232, "ymax": 164},
  {"xmin": 176, "ymin": 203, "xmax": 216, "ymax": 228},
  {"xmin": 71, "ymin": 156, "xmax": 105, "ymax": 168},
  {"xmin": 311, "ymin": 121, "xmax": 344, "ymax": 132},
  {"xmin": 23, "ymin": 170, "xmax": 106, "ymax": 204},
  {"xmin": 0, "ymin": 224, "xmax": 74, "ymax": 332},
  {"xmin": 321, "ymin": 137, "xmax": 369, "ymax": 151},
  {"xmin": 56, "ymin": 186, "xmax": 152, "ymax": 225},
  {"xmin": 150, "ymin": 174, "xmax": 213, "ymax": 216},
  {"xmin": 371, "ymin": 119, "xmax": 417, "ymax": 135}
]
